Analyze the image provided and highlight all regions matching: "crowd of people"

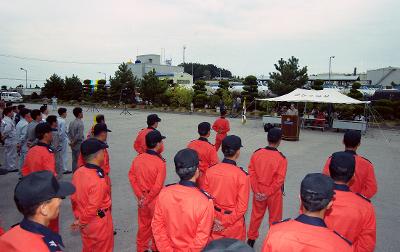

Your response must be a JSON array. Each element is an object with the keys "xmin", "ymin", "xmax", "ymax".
[{"xmin": 0, "ymin": 103, "xmax": 378, "ymax": 251}]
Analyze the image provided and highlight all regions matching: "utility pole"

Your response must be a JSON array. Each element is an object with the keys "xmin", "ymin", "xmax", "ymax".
[
  {"xmin": 98, "ymin": 72, "xmax": 107, "ymax": 80},
  {"xmin": 183, "ymin": 45, "xmax": 186, "ymax": 64},
  {"xmin": 329, "ymin": 56, "xmax": 335, "ymax": 84},
  {"xmin": 20, "ymin": 68, "xmax": 27, "ymax": 89}
]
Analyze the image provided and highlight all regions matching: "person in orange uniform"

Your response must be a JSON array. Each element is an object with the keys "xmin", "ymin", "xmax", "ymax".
[
  {"xmin": 21, "ymin": 123, "xmax": 56, "ymax": 177},
  {"xmin": 187, "ymin": 122, "xmax": 219, "ymax": 188},
  {"xmin": 77, "ymin": 123, "xmax": 112, "ymax": 189},
  {"xmin": 247, "ymin": 128, "xmax": 287, "ymax": 248},
  {"xmin": 0, "ymin": 171, "xmax": 75, "ymax": 252},
  {"xmin": 71, "ymin": 138, "xmax": 114, "ymax": 252},
  {"xmin": 129, "ymin": 130, "xmax": 166, "ymax": 252},
  {"xmin": 322, "ymin": 130, "xmax": 377, "ymax": 199},
  {"xmin": 212, "ymin": 110, "xmax": 230, "ymax": 151},
  {"xmin": 203, "ymin": 135, "xmax": 250, "ymax": 241},
  {"xmin": 86, "ymin": 114, "xmax": 105, "ymax": 139},
  {"xmin": 324, "ymin": 151, "xmax": 376, "ymax": 252},
  {"xmin": 262, "ymin": 173, "xmax": 353, "ymax": 252},
  {"xmin": 134, "ymin": 114, "xmax": 164, "ymax": 154},
  {"xmin": 152, "ymin": 148, "xmax": 214, "ymax": 251}
]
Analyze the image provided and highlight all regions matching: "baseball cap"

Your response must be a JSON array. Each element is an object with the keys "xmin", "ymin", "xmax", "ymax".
[
  {"xmin": 80, "ymin": 138, "xmax": 108, "ymax": 156},
  {"xmin": 93, "ymin": 123, "xmax": 112, "ymax": 136},
  {"xmin": 203, "ymin": 238, "xmax": 253, "ymax": 252},
  {"xmin": 301, "ymin": 173, "xmax": 335, "ymax": 201},
  {"xmin": 15, "ymin": 171, "xmax": 75, "ymax": 207},
  {"xmin": 222, "ymin": 135, "xmax": 243, "ymax": 151},
  {"xmin": 35, "ymin": 122, "xmax": 52, "ymax": 139},
  {"xmin": 267, "ymin": 128, "xmax": 282, "ymax": 143},
  {"xmin": 147, "ymin": 114, "xmax": 161, "ymax": 126},
  {"xmin": 174, "ymin": 148, "xmax": 199, "ymax": 170},
  {"xmin": 145, "ymin": 130, "xmax": 165, "ymax": 146},
  {"xmin": 198, "ymin": 122, "xmax": 211, "ymax": 136}
]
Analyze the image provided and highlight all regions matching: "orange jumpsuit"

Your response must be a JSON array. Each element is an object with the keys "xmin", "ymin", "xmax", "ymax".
[
  {"xmin": 325, "ymin": 184, "xmax": 376, "ymax": 252},
  {"xmin": 151, "ymin": 181, "xmax": 215, "ymax": 251},
  {"xmin": 128, "ymin": 150, "xmax": 166, "ymax": 251},
  {"xmin": 0, "ymin": 218, "xmax": 64, "ymax": 252},
  {"xmin": 20, "ymin": 142, "xmax": 59, "ymax": 233},
  {"xmin": 323, "ymin": 150, "xmax": 377, "ymax": 198},
  {"xmin": 133, "ymin": 127, "xmax": 164, "ymax": 154},
  {"xmin": 212, "ymin": 117, "xmax": 230, "ymax": 151},
  {"xmin": 71, "ymin": 163, "xmax": 113, "ymax": 252},
  {"xmin": 187, "ymin": 137, "xmax": 219, "ymax": 188},
  {"xmin": 262, "ymin": 215, "xmax": 354, "ymax": 252},
  {"xmin": 77, "ymin": 148, "xmax": 111, "ymax": 189},
  {"xmin": 203, "ymin": 159, "xmax": 250, "ymax": 241},
  {"xmin": 248, "ymin": 147, "xmax": 287, "ymax": 240}
]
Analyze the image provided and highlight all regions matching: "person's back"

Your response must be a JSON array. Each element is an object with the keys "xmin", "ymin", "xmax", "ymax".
[
  {"xmin": 262, "ymin": 216, "xmax": 353, "ymax": 252},
  {"xmin": 152, "ymin": 182, "xmax": 214, "ymax": 251}
]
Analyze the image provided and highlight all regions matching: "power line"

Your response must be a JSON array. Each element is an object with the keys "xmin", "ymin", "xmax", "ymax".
[
  {"xmin": 0, "ymin": 77, "xmax": 45, "ymax": 82},
  {"xmin": 0, "ymin": 54, "xmax": 122, "ymax": 65}
]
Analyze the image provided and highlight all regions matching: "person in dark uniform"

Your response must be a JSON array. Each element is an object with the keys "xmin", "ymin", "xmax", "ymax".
[
  {"xmin": 0, "ymin": 171, "xmax": 75, "ymax": 251},
  {"xmin": 262, "ymin": 173, "xmax": 353, "ymax": 251}
]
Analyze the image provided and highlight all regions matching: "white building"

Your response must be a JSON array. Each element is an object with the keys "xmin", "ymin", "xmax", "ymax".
[
  {"xmin": 366, "ymin": 67, "xmax": 400, "ymax": 88},
  {"xmin": 127, "ymin": 54, "xmax": 193, "ymax": 86}
]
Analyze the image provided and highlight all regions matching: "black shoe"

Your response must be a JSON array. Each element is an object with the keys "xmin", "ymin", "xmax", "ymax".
[
  {"xmin": 63, "ymin": 170, "xmax": 73, "ymax": 174},
  {"xmin": 8, "ymin": 169, "xmax": 19, "ymax": 173},
  {"xmin": 247, "ymin": 239, "xmax": 255, "ymax": 248},
  {"xmin": 113, "ymin": 230, "xmax": 117, "ymax": 235}
]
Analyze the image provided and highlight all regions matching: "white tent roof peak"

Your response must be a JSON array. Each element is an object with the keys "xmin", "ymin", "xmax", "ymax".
[{"xmin": 256, "ymin": 88, "xmax": 369, "ymax": 104}]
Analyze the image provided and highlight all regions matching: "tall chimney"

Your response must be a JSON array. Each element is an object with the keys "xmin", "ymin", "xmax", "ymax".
[{"xmin": 353, "ymin": 67, "xmax": 357, "ymax": 76}]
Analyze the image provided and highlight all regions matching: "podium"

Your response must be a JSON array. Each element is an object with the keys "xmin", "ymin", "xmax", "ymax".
[{"xmin": 281, "ymin": 115, "xmax": 300, "ymax": 141}]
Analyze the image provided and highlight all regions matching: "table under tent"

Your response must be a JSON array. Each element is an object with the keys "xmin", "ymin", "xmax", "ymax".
[{"xmin": 256, "ymin": 88, "xmax": 371, "ymax": 133}]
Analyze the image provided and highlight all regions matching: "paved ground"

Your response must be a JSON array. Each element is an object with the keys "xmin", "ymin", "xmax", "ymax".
[{"xmin": 1, "ymin": 104, "xmax": 400, "ymax": 251}]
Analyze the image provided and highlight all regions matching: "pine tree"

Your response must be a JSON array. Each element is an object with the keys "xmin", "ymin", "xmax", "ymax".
[
  {"xmin": 242, "ymin": 75, "xmax": 258, "ymax": 102},
  {"xmin": 192, "ymin": 80, "xmax": 208, "ymax": 107}
]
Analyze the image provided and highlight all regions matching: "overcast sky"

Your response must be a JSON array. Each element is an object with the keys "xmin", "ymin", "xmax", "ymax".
[{"xmin": 1, "ymin": 0, "xmax": 399, "ymax": 87}]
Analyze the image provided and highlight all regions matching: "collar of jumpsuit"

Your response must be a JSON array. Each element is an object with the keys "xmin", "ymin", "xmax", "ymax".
[
  {"xmin": 265, "ymin": 146, "xmax": 278, "ymax": 151},
  {"xmin": 20, "ymin": 218, "xmax": 64, "ymax": 250},
  {"xmin": 85, "ymin": 163, "xmax": 105, "ymax": 178},
  {"xmin": 222, "ymin": 158, "xmax": 237, "ymax": 166},
  {"xmin": 198, "ymin": 137, "xmax": 209, "ymax": 143},
  {"xmin": 345, "ymin": 150, "xmax": 357, "ymax": 155},
  {"xmin": 333, "ymin": 183, "xmax": 350, "ymax": 192},
  {"xmin": 295, "ymin": 214, "xmax": 327, "ymax": 228},
  {"xmin": 179, "ymin": 180, "xmax": 197, "ymax": 188}
]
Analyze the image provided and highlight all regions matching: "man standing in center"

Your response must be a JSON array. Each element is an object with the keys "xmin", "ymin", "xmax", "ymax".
[
  {"xmin": 212, "ymin": 110, "xmax": 230, "ymax": 151},
  {"xmin": 68, "ymin": 107, "xmax": 84, "ymax": 173},
  {"xmin": 203, "ymin": 135, "xmax": 250, "ymax": 241},
  {"xmin": 71, "ymin": 138, "xmax": 114, "ymax": 252},
  {"xmin": 247, "ymin": 128, "xmax": 287, "ymax": 248},
  {"xmin": 134, "ymin": 114, "xmax": 164, "ymax": 154},
  {"xmin": 187, "ymin": 122, "xmax": 219, "ymax": 188},
  {"xmin": 129, "ymin": 130, "xmax": 166, "ymax": 252}
]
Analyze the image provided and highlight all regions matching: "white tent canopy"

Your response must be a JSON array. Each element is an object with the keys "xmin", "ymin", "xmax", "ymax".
[{"xmin": 256, "ymin": 88, "xmax": 370, "ymax": 104}]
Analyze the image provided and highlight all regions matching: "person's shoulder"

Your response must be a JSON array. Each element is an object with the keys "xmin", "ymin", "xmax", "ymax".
[
  {"xmin": 271, "ymin": 218, "xmax": 291, "ymax": 226},
  {"xmin": 355, "ymin": 192, "xmax": 372, "ymax": 203},
  {"xmin": 357, "ymin": 155, "xmax": 373, "ymax": 165},
  {"xmin": 332, "ymin": 230, "xmax": 353, "ymax": 246}
]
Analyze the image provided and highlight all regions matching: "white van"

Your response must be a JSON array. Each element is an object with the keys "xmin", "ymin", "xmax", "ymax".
[{"xmin": 1, "ymin": 92, "xmax": 23, "ymax": 103}]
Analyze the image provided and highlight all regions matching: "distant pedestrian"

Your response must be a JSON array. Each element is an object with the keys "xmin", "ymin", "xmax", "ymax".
[
  {"xmin": 68, "ymin": 107, "xmax": 84, "ymax": 173},
  {"xmin": 212, "ymin": 110, "xmax": 230, "ymax": 151},
  {"xmin": 1, "ymin": 107, "xmax": 18, "ymax": 172},
  {"xmin": 52, "ymin": 96, "xmax": 58, "ymax": 111},
  {"xmin": 40, "ymin": 105, "xmax": 49, "ymax": 122}
]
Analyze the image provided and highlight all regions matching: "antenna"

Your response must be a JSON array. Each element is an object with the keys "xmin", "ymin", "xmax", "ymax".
[{"xmin": 183, "ymin": 45, "xmax": 186, "ymax": 64}]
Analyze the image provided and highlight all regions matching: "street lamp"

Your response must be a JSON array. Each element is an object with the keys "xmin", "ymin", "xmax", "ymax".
[
  {"xmin": 98, "ymin": 72, "xmax": 107, "ymax": 80},
  {"xmin": 20, "ymin": 68, "xmax": 27, "ymax": 89},
  {"xmin": 329, "ymin": 56, "xmax": 335, "ymax": 85}
]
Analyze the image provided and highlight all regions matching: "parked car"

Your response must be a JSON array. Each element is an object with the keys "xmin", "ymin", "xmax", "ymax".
[{"xmin": 0, "ymin": 91, "xmax": 23, "ymax": 103}]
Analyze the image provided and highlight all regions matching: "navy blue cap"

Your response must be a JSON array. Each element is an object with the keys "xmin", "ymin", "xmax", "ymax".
[
  {"xmin": 198, "ymin": 122, "xmax": 211, "ymax": 136},
  {"xmin": 15, "ymin": 171, "xmax": 75, "ymax": 207},
  {"xmin": 268, "ymin": 128, "xmax": 282, "ymax": 143},
  {"xmin": 222, "ymin": 135, "xmax": 243, "ymax": 151},
  {"xmin": 329, "ymin": 151, "xmax": 356, "ymax": 182},
  {"xmin": 147, "ymin": 114, "xmax": 161, "ymax": 126},
  {"xmin": 174, "ymin": 148, "xmax": 199, "ymax": 170},
  {"xmin": 203, "ymin": 238, "xmax": 253, "ymax": 252},
  {"xmin": 145, "ymin": 130, "xmax": 165, "ymax": 146},
  {"xmin": 80, "ymin": 138, "xmax": 108, "ymax": 156},
  {"xmin": 93, "ymin": 123, "xmax": 111, "ymax": 136},
  {"xmin": 301, "ymin": 173, "xmax": 335, "ymax": 200}
]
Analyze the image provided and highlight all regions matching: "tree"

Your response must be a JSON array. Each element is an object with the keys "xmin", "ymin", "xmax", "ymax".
[
  {"xmin": 312, "ymin": 79, "xmax": 324, "ymax": 90},
  {"xmin": 64, "ymin": 75, "xmax": 82, "ymax": 101},
  {"xmin": 42, "ymin": 74, "xmax": 65, "ymax": 98},
  {"xmin": 82, "ymin": 79, "xmax": 92, "ymax": 101},
  {"xmin": 109, "ymin": 63, "xmax": 139, "ymax": 102},
  {"xmin": 165, "ymin": 86, "xmax": 193, "ymax": 108},
  {"xmin": 1, "ymin": 85, "xmax": 7, "ymax": 91},
  {"xmin": 139, "ymin": 70, "xmax": 168, "ymax": 104},
  {"xmin": 242, "ymin": 75, "xmax": 258, "ymax": 102},
  {"xmin": 348, "ymin": 82, "xmax": 363, "ymax": 100},
  {"xmin": 180, "ymin": 63, "xmax": 233, "ymax": 81},
  {"xmin": 92, "ymin": 79, "xmax": 107, "ymax": 102},
  {"xmin": 216, "ymin": 79, "xmax": 230, "ymax": 98},
  {"xmin": 192, "ymin": 80, "xmax": 208, "ymax": 107},
  {"xmin": 268, "ymin": 56, "xmax": 308, "ymax": 96}
]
